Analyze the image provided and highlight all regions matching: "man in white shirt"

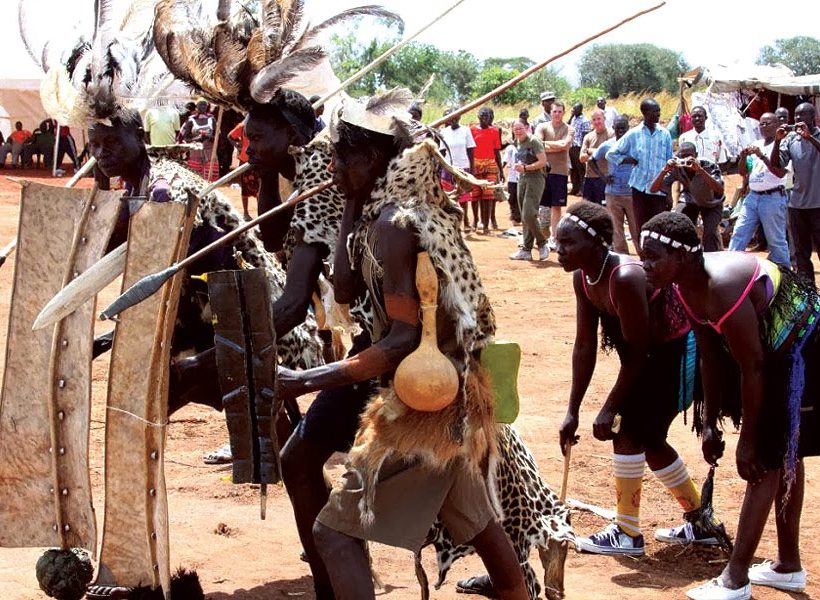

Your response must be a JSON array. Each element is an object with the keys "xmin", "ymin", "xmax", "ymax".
[
  {"xmin": 597, "ymin": 97, "xmax": 619, "ymax": 129},
  {"xmin": 679, "ymin": 106, "xmax": 727, "ymax": 165},
  {"xmin": 728, "ymin": 112, "xmax": 790, "ymax": 267},
  {"xmin": 531, "ymin": 91, "xmax": 556, "ymax": 130},
  {"xmin": 439, "ymin": 109, "xmax": 476, "ymax": 170}
]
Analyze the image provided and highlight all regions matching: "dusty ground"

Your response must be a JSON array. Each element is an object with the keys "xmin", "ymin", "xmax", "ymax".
[{"xmin": 0, "ymin": 167, "xmax": 817, "ymax": 599}]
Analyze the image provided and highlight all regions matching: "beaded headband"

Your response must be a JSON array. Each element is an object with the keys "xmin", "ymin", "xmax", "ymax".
[
  {"xmin": 640, "ymin": 230, "xmax": 702, "ymax": 253},
  {"xmin": 563, "ymin": 214, "xmax": 608, "ymax": 246}
]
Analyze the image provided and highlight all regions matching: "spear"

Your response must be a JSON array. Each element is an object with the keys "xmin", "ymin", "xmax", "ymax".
[
  {"xmin": 32, "ymin": 162, "xmax": 251, "ymax": 330},
  {"xmin": 33, "ymin": 1, "xmax": 470, "ymax": 327},
  {"xmin": 428, "ymin": 1, "xmax": 666, "ymax": 128},
  {"xmin": 98, "ymin": 180, "xmax": 333, "ymax": 321},
  {"xmin": 0, "ymin": 157, "xmax": 97, "ymax": 270}
]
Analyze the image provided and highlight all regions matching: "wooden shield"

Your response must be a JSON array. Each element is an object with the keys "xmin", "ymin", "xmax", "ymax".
[
  {"xmin": 208, "ymin": 269, "xmax": 280, "ymax": 486},
  {"xmin": 95, "ymin": 199, "xmax": 198, "ymax": 596},
  {"xmin": 0, "ymin": 182, "xmax": 123, "ymax": 551}
]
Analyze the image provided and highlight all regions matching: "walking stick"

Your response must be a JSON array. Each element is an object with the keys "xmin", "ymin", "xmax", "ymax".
[
  {"xmin": 428, "ymin": 1, "xmax": 666, "ymax": 128},
  {"xmin": 98, "ymin": 180, "xmax": 333, "ymax": 321},
  {"xmin": 32, "ymin": 162, "xmax": 251, "ymax": 330},
  {"xmin": 560, "ymin": 442, "xmax": 572, "ymax": 503}
]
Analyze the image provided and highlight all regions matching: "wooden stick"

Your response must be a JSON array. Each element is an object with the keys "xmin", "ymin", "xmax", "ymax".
[
  {"xmin": 560, "ymin": 442, "xmax": 572, "ymax": 503},
  {"xmin": 99, "ymin": 180, "xmax": 333, "ymax": 321},
  {"xmin": 429, "ymin": 1, "xmax": 666, "ymax": 127},
  {"xmin": 311, "ymin": 0, "xmax": 467, "ymax": 110}
]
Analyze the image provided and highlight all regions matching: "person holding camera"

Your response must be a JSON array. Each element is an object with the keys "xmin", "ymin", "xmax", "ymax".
[
  {"xmin": 649, "ymin": 141, "xmax": 724, "ymax": 252},
  {"xmin": 509, "ymin": 119, "xmax": 550, "ymax": 261},
  {"xmin": 728, "ymin": 113, "xmax": 791, "ymax": 268},
  {"xmin": 772, "ymin": 102, "xmax": 820, "ymax": 284}
]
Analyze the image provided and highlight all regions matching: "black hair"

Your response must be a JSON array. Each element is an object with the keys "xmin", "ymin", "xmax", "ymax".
[
  {"xmin": 408, "ymin": 103, "xmax": 423, "ymax": 119},
  {"xmin": 335, "ymin": 120, "xmax": 411, "ymax": 165},
  {"xmin": 639, "ymin": 98, "xmax": 659, "ymax": 113},
  {"xmin": 565, "ymin": 200, "xmax": 614, "ymax": 245},
  {"xmin": 248, "ymin": 88, "xmax": 315, "ymax": 144},
  {"xmin": 478, "ymin": 106, "xmax": 494, "ymax": 121},
  {"xmin": 678, "ymin": 141, "xmax": 697, "ymax": 154},
  {"xmin": 691, "ymin": 105, "xmax": 706, "ymax": 114},
  {"xmin": 642, "ymin": 211, "xmax": 700, "ymax": 248}
]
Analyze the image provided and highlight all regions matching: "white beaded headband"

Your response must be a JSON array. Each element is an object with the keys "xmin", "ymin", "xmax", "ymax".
[
  {"xmin": 563, "ymin": 214, "xmax": 608, "ymax": 245},
  {"xmin": 640, "ymin": 230, "xmax": 702, "ymax": 253}
]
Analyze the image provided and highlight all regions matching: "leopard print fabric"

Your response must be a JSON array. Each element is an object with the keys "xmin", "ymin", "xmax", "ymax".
[
  {"xmin": 149, "ymin": 156, "xmax": 323, "ymax": 369},
  {"xmin": 423, "ymin": 426, "xmax": 575, "ymax": 600}
]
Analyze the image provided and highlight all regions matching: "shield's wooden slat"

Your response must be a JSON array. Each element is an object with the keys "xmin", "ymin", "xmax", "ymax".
[
  {"xmin": 47, "ymin": 188, "xmax": 123, "ymax": 552},
  {"xmin": 97, "ymin": 200, "xmax": 193, "ymax": 593},
  {"xmin": 0, "ymin": 183, "xmax": 121, "ymax": 549}
]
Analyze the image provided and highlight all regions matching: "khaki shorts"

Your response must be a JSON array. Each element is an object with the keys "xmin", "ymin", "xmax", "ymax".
[{"xmin": 317, "ymin": 455, "xmax": 495, "ymax": 551}]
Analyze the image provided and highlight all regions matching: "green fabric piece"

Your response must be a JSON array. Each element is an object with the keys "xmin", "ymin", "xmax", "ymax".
[{"xmin": 481, "ymin": 341, "xmax": 521, "ymax": 423}]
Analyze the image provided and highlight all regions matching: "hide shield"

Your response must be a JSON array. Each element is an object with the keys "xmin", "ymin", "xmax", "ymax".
[
  {"xmin": 0, "ymin": 182, "xmax": 123, "ymax": 551},
  {"xmin": 207, "ymin": 269, "xmax": 281, "ymax": 486},
  {"xmin": 94, "ymin": 198, "xmax": 198, "ymax": 596}
]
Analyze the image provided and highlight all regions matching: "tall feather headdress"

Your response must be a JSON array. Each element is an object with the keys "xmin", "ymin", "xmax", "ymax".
[
  {"xmin": 152, "ymin": 0, "xmax": 403, "ymax": 111},
  {"xmin": 19, "ymin": 0, "xmax": 185, "ymax": 127}
]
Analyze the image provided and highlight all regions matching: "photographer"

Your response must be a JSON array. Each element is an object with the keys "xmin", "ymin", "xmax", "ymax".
[
  {"xmin": 649, "ymin": 141, "xmax": 724, "ymax": 251},
  {"xmin": 728, "ymin": 112, "xmax": 790, "ymax": 268},
  {"xmin": 772, "ymin": 102, "xmax": 820, "ymax": 284},
  {"xmin": 509, "ymin": 118, "xmax": 550, "ymax": 261}
]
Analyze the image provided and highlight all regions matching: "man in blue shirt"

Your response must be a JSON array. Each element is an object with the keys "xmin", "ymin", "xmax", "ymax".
[
  {"xmin": 593, "ymin": 115, "xmax": 640, "ymax": 254},
  {"xmin": 606, "ymin": 98, "xmax": 673, "ymax": 229}
]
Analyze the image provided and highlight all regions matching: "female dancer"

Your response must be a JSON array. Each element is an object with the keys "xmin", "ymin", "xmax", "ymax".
[
  {"xmin": 557, "ymin": 201, "xmax": 720, "ymax": 556},
  {"xmin": 641, "ymin": 211, "xmax": 817, "ymax": 599}
]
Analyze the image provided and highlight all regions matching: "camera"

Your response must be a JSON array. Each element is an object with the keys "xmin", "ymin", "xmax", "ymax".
[{"xmin": 781, "ymin": 124, "xmax": 798, "ymax": 132}]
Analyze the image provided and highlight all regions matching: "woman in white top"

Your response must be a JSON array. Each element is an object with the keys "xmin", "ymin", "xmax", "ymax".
[
  {"xmin": 504, "ymin": 142, "xmax": 521, "ymax": 224},
  {"xmin": 439, "ymin": 109, "xmax": 477, "ymax": 230}
]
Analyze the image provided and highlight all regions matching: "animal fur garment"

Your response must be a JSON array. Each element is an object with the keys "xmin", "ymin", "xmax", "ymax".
[
  {"xmin": 153, "ymin": 0, "xmax": 402, "ymax": 110},
  {"xmin": 347, "ymin": 140, "xmax": 500, "ymax": 525}
]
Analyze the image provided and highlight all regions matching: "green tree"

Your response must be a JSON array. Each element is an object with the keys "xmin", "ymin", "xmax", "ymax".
[
  {"xmin": 578, "ymin": 44, "xmax": 688, "ymax": 97},
  {"xmin": 757, "ymin": 37, "xmax": 820, "ymax": 76}
]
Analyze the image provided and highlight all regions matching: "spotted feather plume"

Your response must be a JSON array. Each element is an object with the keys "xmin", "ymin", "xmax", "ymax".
[
  {"xmin": 153, "ymin": 0, "xmax": 403, "ymax": 111},
  {"xmin": 19, "ymin": 0, "xmax": 183, "ymax": 125}
]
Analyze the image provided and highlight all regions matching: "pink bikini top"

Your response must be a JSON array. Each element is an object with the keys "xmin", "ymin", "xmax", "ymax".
[{"xmin": 673, "ymin": 259, "xmax": 773, "ymax": 334}]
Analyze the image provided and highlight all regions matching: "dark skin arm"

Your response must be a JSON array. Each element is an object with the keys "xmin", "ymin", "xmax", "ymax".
[
  {"xmin": 559, "ymin": 271, "xmax": 599, "ymax": 453},
  {"xmin": 649, "ymin": 159, "xmax": 677, "ymax": 194},
  {"xmin": 332, "ymin": 194, "xmax": 361, "ymax": 305},
  {"xmin": 717, "ymin": 299, "xmax": 768, "ymax": 484},
  {"xmin": 467, "ymin": 147, "xmax": 475, "ymax": 172},
  {"xmin": 594, "ymin": 266, "xmax": 650, "ymax": 440},
  {"xmin": 279, "ymin": 216, "xmax": 421, "ymax": 395},
  {"xmin": 272, "ymin": 242, "xmax": 327, "ymax": 339},
  {"xmin": 494, "ymin": 147, "xmax": 505, "ymax": 182},
  {"xmin": 692, "ymin": 323, "xmax": 728, "ymax": 465},
  {"xmin": 739, "ymin": 145, "xmax": 787, "ymax": 178}
]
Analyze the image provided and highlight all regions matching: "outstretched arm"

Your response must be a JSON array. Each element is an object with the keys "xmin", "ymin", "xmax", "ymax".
[
  {"xmin": 273, "ymin": 242, "xmax": 327, "ymax": 338},
  {"xmin": 560, "ymin": 271, "xmax": 599, "ymax": 453}
]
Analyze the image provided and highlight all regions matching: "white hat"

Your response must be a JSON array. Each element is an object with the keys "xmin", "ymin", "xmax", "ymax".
[{"xmin": 336, "ymin": 89, "xmax": 413, "ymax": 137}]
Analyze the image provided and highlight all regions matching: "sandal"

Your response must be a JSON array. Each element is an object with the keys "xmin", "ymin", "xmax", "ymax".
[
  {"xmin": 455, "ymin": 574, "xmax": 497, "ymax": 598},
  {"xmin": 203, "ymin": 442, "xmax": 232, "ymax": 465}
]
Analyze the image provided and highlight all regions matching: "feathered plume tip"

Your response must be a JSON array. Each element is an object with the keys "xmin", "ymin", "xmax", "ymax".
[
  {"xmin": 154, "ymin": 0, "xmax": 403, "ymax": 111},
  {"xmin": 23, "ymin": 0, "xmax": 181, "ymax": 127},
  {"xmin": 330, "ymin": 87, "xmax": 413, "ymax": 142}
]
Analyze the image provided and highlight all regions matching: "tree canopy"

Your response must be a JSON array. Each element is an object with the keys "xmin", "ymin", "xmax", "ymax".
[
  {"xmin": 757, "ymin": 36, "xmax": 820, "ymax": 76},
  {"xmin": 577, "ymin": 43, "xmax": 688, "ymax": 97},
  {"xmin": 329, "ymin": 31, "xmax": 570, "ymax": 107}
]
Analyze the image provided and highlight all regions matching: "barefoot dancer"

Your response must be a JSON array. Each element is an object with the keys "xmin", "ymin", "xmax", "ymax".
[
  {"xmin": 557, "ymin": 201, "xmax": 723, "ymax": 556},
  {"xmin": 641, "ymin": 212, "xmax": 818, "ymax": 600}
]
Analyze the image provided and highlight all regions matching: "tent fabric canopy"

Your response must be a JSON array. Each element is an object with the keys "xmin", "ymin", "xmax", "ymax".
[
  {"xmin": 0, "ymin": 79, "xmax": 48, "ymax": 139},
  {"xmin": 690, "ymin": 64, "xmax": 820, "ymax": 96}
]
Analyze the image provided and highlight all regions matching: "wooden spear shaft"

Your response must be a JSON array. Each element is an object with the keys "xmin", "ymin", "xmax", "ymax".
[
  {"xmin": 98, "ymin": 180, "xmax": 333, "ymax": 321},
  {"xmin": 428, "ymin": 1, "xmax": 666, "ymax": 128},
  {"xmin": 310, "ymin": 0, "xmax": 467, "ymax": 110}
]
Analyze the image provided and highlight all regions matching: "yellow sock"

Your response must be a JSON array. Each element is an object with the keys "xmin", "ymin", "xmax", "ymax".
[
  {"xmin": 614, "ymin": 453, "xmax": 644, "ymax": 537},
  {"xmin": 653, "ymin": 457, "xmax": 701, "ymax": 512}
]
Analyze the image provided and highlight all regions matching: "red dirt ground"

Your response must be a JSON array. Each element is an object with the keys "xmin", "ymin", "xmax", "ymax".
[{"xmin": 0, "ymin": 168, "xmax": 817, "ymax": 599}]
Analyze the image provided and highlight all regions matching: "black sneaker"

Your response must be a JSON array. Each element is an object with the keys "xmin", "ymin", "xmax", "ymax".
[
  {"xmin": 654, "ymin": 521, "xmax": 723, "ymax": 545},
  {"xmin": 577, "ymin": 523, "xmax": 645, "ymax": 556}
]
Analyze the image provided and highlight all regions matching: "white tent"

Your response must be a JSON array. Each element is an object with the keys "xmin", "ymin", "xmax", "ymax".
[
  {"xmin": 0, "ymin": 79, "xmax": 47, "ymax": 139},
  {"xmin": 684, "ymin": 64, "xmax": 820, "ymax": 96}
]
